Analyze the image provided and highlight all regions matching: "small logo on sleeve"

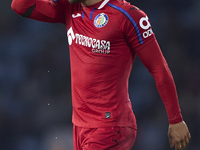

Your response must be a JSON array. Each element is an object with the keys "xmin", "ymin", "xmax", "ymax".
[
  {"xmin": 139, "ymin": 16, "xmax": 153, "ymax": 38},
  {"xmin": 94, "ymin": 13, "xmax": 109, "ymax": 28}
]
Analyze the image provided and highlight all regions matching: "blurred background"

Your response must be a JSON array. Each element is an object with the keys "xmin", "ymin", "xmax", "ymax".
[{"xmin": 1, "ymin": 0, "xmax": 200, "ymax": 149}]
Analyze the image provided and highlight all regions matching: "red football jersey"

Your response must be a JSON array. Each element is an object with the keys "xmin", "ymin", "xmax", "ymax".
[
  {"xmin": 65, "ymin": 0, "xmax": 155, "ymax": 128},
  {"xmin": 11, "ymin": 0, "xmax": 183, "ymax": 128}
]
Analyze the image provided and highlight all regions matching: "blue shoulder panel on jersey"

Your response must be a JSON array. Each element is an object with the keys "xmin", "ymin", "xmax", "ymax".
[{"xmin": 107, "ymin": 3, "xmax": 143, "ymax": 44}]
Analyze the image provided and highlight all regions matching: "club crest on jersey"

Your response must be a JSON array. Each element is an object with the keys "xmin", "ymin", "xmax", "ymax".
[{"xmin": 94, "ymin": 13, "xmax": 108, "ymax": 28}]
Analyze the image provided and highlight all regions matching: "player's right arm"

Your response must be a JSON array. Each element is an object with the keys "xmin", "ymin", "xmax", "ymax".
[{"xmin": 11, "ymin": 0, "xmax": 69, "ymax": 24}]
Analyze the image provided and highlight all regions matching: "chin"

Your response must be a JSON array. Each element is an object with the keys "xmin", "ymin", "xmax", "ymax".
[{"xmin": 68, "ymin": 0, "xmax": 82, "ymax": 3}]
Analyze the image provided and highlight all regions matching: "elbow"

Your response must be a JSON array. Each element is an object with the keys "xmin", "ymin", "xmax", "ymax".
[
  {"xmin": 11, "ymin": 1, "xmax": 26, "ymax": 15},
  {"xmin": 11, "ymin": 1, "xmax": 21, "ymax": 15}
]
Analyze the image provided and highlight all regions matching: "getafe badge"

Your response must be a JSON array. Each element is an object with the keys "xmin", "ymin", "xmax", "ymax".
[{"xmin": 94, "ymin": 13, "xmax": 109, "ymax": 28}]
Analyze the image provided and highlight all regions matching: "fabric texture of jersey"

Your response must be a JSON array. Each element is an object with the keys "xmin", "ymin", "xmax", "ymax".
[
  {"xmin": 11, "ymin": 0, "xmax": 183, "ymax": 128},
  {"xmin": 65, "ymin": 0, "xmax": 156, "ymax": 128}
]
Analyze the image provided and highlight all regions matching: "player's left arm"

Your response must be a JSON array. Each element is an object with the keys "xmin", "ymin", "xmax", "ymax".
[
  {"xmin": 136, "ymin": 38, "xmax": 191, "ymax": 150},
  {"xmin": 122, "ymin": 6, "xmax": 191, "ymax": 149}
]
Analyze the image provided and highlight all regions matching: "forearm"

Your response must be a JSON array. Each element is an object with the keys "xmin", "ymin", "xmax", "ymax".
[
  {"xmin": 11, "ymin": 0, "xmax": 67, "ymax": 23},
  {"xmin": 151, "ymin": 60, "xmax": 183, "ymax": 124},
  {"xmin": 137, "ymin": 38, "xmax": 183, "ymax": 124}
]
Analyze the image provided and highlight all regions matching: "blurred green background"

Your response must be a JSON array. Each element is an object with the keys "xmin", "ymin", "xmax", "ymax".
[{"xmin": 1, "ymin": 0, "xmax": 200, "ymax": 149}]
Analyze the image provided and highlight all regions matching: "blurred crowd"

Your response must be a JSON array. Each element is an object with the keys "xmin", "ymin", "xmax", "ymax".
[{"xmin": 0, "ymin": 0, "xmax": 200, "ymax": 149}]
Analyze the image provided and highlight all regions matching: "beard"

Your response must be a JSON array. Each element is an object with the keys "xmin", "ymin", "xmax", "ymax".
[{"xmin": 68, "ymin": 0, "xmax": 84, "ymax": 3}]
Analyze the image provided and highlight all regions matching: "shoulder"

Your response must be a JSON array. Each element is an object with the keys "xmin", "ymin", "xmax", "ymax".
[{"xmin": 107, "ymin": 0, "xmax": 148, "ymax": 22}]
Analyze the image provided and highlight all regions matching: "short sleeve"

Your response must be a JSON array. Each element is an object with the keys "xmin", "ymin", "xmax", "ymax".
[{"xmin": 122, "ymin": 7, "xmax": 155, "ymax": 52}]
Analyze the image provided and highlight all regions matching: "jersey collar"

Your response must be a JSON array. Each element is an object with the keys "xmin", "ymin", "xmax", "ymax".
[{"xmin": 97, "ymin": 0, "xmax": 110, "ymax": 9}]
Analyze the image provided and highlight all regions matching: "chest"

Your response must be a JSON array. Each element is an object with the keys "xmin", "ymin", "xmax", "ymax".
[
  {"xmin": 67, "ymin": 6, "xmax": 126, "ymax": 47},
  {"xmin": 65, "ymin": 5, "xmax": 133, "ymax": 65}
]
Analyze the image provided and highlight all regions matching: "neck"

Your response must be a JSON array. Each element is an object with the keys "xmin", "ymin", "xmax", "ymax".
[{"xmin": 82, "ymin": 0, "xmax": 102, "ymax": 6}]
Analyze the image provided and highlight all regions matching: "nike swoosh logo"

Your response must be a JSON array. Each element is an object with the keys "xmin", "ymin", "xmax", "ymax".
[{"xmin": 72, "ymin": 13, "xmax": 81, "ymax": 18}]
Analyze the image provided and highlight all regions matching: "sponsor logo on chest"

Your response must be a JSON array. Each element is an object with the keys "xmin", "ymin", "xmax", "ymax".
[{"xmin": 67, "ymin": 27, "xmax": 110, "ymax": 54}]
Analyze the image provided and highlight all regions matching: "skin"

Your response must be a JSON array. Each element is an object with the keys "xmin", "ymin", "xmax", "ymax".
[
  {"xmin": 67, "ymin": 0, "xmax": 191, "ymax": 149},
  {"xmin": 168, "ymin": 121, "xmax": 191, "ymax": 150}
]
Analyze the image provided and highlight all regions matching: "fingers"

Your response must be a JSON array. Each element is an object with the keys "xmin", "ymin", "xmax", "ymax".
[
  {"xmin": 185, "ymin": 132, "xmax": 191, "ymax": 144},
  {"xmin": 168, "ymin": 121, "xmax": 191, "ymax": 150},
  {"xmin": 175, "ymin": 141, "xmax": 182, "ymax": 150},
  {"xmin": 168, "ymin": 136, "xmax": 174, "ymax": 148},
  {"xmin": 174, "ymin": 134, "xmax": 191, "ymax": 150},
  {"xmin": 181, "ymin": 140, "xmax": 186, "ymax": 149},
  {"xmin": 175, "ymin": 141, "xmax": 185, "ymax": 150},
  {"xmin": 187, "ymin": 132, "xmax": 191, "ymax": 141}
]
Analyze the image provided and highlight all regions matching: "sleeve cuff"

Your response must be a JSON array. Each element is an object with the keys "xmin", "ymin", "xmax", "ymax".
[{"xmin": 168, "ymin": 115, "xmax": 183, "ymax": 124}]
